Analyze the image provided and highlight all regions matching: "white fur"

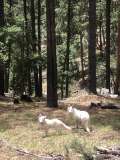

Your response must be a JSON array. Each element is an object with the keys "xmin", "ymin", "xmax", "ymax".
[
  {"xmin": 67, "ymin": 106, "xmax": 90, "ymax": 132},
  {"xmin": 100, "ymin": 88, "xmax": 109, "ymax": 96},
  {"xmin": 38, "ymin": 115, "xmax": 71, "ymax": 131},
  {"xmin": 97, "ymin": 88, "xmax": 118, "ymax": 98},
  {"xmin": 109, "ymin": 94, "xmax": 118, "ymax": 98}
]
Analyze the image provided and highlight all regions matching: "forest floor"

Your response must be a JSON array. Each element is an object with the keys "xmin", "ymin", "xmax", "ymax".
[{"xmin": 0, "ymin": 94, "xmax": 120, "ymax": 160}]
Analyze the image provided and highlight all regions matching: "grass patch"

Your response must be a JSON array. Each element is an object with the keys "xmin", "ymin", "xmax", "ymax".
[{"xmin": 0, "ymin": 99, "xmax": 119, "ymax": 159}]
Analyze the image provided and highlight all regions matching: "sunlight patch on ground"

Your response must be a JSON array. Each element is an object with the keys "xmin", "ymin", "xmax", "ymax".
[{"xmin": 0, "ymin": 99, "xmax": 120, "ymax": 159}]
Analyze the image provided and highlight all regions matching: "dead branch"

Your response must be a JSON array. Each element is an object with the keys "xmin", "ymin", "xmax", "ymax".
[
  {"xmin": 96, "ymin": 146, "xmax": 120, "ymax": 156},
  {"xmin": 95, "ymin": 154, "xmax": 119, "ymax": 160},
  {"xmin": 95, "ymin": 146, "xmax": 120, "ymax": 160},
  {"xmin": 90, "ymin": 102, "xmax": 120, "ymax": 109}
]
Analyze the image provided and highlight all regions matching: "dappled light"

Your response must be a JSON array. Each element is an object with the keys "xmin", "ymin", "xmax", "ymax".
[{"xmin": 0, "ymin": 96, "xmax": 120, "ymax": 159}]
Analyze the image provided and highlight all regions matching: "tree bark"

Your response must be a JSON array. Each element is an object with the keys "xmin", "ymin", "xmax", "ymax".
[
  {"xmin": 46, "ymin": 0, "xmax": 58, "ymax": 107},
  {"xmin": 99, "ymin": 13, "xmax": 103, "ymax": 57},
  {"xmin": 5, "ymin": 42, "xmax": 11, "ymax": 92},
  {"xmin": 23, "ymin": 0, "xmax": 32, "ymax": 95},
  {"xmin": 105, "ymin": 0, "xmax": 111, "ymax": 91},
  {"xmin": 0, "ymin": 60, "xmax": 5, "ymax": 96},
  {"xmin": 88, "ymin": 0, "xmax": 97, "ymax": 93},
  {"xmin": 38, "ymin": 0, "xmax": 42, "ymax": 97},
  {"xmin": 30, "ymin": 0, "xmax": 40, "ymax": 97},
  {"xmin": 30, "ymin": 0, "xmax": 36, "ymax": 52},
  {"xmin": 80, "ymin": 32, "xmax": 85, "ymax": 82},
  {"xmin": 0, "ymin": 0, "xmax": 5, "ymax": 95},
  {"xmin": 65, "ymin": 0, "xmax": 72, "ymax": 98},
  {"xmin": 115, "ymin": 15, "xmax": 120, "ymax": 94},
  {"xmin": 0, "ymin": 0, "xmax": 4, "ymax": 27},
  {"xmin": 4, "ymin": 0, "xmax": 13, "ymax": 92}
]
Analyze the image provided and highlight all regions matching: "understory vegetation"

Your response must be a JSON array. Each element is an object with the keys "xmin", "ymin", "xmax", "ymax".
[{"xmin": 0, "ymin": 96, "xmax": 120, "ymax": 160}]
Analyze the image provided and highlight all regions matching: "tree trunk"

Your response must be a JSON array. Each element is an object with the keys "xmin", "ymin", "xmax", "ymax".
[
  {"xmin": 115, "ymin": 15, "xmax": 120, "ymax": 94},
  {"xmin": 5, "ymin": 0, "xmax": 13, "ymax": 92},
  {"xmin": 23, "ymin": 0, "xmax": 32, "ymax": 95},
  {"xmin": 34, "ymin": 66, "xmax": 40, "ymax": 97},
  {"xmin": 5, "ymin": 42, "xmax": 11, "ymax": 92},
  {"xmin": 30, "ymin": 0, "xmax": 36, "ymax": 52},
  {"xmin": 30, "ymin": 0, "xmax": 40, "ymax": 97},
  {"xmin": 0, "ymin": 0, "xmax": 4, "ymax": 27},
  {"xmin": 46, "ymin": 0, "xmax": 58, "ymax": 107},
  {"xmin": 20, "ymin": 35, "xmax": 25, "ymax": 95},
  {"xmin": 99, "ymin": 13, "xmax": 103, "ymax": 57},
  {"xmin": 80, "ymin": 32, "xmax": 85, "ymax": 81},
  {"xmin": 0, "ymin": 0, "xmax": 5, "ymax": 95},
  {"xmin": 0, "ymin": 60, "xmax": 5, "ymax": 96},
  {"xmin": 65, "ymin": 0, "xmax": 72, "ymax": 98},
  {"xmin": 102, "ymin": 25, "xmax": 106, "ymax": 47},
  {"xmin": 38, "ymin": 0, "xmax": 42, "ymax": 97},
  {"xmin": 105, "ymin": 0, "xmax": 111, "ymax": 91},
  {"xmin": 88, "ymin": 0, "xmax": 97, "ymax": 93},
  {"xmin": 23, "ymin": 0, "xmax": 29, "ymax": 57},
  {"xmin": 28, "ymin": 66, "xmax": 32, "ymax": 95}
]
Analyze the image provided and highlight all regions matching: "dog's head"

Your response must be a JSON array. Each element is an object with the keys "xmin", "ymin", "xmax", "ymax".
[
  {"xmin": 67, "ymin": 106, "xmax": 73, "ymax": 113},
  {"xmin": 38, "ymin": 114, "xmax": 47, "ymax": 123}
]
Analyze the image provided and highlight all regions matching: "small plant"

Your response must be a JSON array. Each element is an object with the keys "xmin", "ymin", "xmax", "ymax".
[{"xmin": 70, "ymin": 138, "xmax": 94, "ymax": 160}]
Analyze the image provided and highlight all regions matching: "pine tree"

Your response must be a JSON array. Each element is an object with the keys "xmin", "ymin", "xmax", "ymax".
[
  {"xmin": 38, "ymin": 0, "xmax": 42, "ymax": 97},
  {"xmin": 23, "ymin": 0, "xmax": 32, "ymax": 95},
  {"xmin": 105, "ymin": 0, "xmax": 111, "ymax": 90},
  {"xmin": 46, "ymin": 0, "xmax": 58, "ymax": 107},
  {"xmin": 30, "ymin": 0, "xmax": 40, "ymax": 97},
  {"xmin": 115, "ymin": 14, "xmax": 120, "ymax": 94},
  {"xmin": 88, "ymin": 0, "xmax": 97, "ymax": 93},
  {"xmin": 65, "ymin": 0, "xmax": 72, "ymax": 98},
  {"xmin": 0, "ymin": 0, "xmax": 5, "ymax": 95}
]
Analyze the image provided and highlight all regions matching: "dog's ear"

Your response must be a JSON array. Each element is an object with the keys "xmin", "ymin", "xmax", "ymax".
[{"xmin": 68, "ymin": 104, "xmax": 71, "ymax": 108}]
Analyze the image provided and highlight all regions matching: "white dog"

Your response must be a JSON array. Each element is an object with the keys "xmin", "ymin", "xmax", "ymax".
[
  {"xmin": 38, "ymin": 114, "xmax": 71, "ymax": 135},
  {"xmin": 67, "ymin": 106, "xmax": 90, "ymax": 132}
]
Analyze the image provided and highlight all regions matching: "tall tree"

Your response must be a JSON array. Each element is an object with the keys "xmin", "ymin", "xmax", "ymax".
[
  {"xmin": 0, "ymin": 60, "xmax": 4, "ymax": 96},
  {"xmin": 30, "ymin": 0, "xmax": 40, "ymax": 97},
  {"xmin": 105, "ymin": 0, "xmax": 111, "ymax": 90},
  {"xmin": 46, "ymin": 0, "xmax": 58, "ymax": 107},
  {"xmin": 0, "ymin": 0, "xmax": 5, "ymax": 95},
  {"xmin": 115, "ymin": 15, "xmax": 120, "ymax": 94},
  {"xmin": 23, "ymin": 0, "xmax": 32, "ymax": 95},
  {"xmin": 4, "ymin": 0, "xmax": 13, "ymax": 92},
  {"xmin": 88, "ymin": 0, "xmax": 97, "ymax": 93},
  {"xmin": 38, "ymin": 0, "xmax": 42, "ymax": 97},
  {"xmin": 65, "ymin": 0, "xmax": 72, "ymax": 98},
  {"xmin": 0, "ymin": 0, "xmax": 4, "ymax": 27},
  {"xmin": 30, "ymin": 0, "xmax": 36, "ymax": 52},
  {"xmin": 80, "ymin": 32, "xmax": 85, "ymax": 81},
  {"xmin": 99, "ymin": 13, "xmax": 103, "ymax": 56}
]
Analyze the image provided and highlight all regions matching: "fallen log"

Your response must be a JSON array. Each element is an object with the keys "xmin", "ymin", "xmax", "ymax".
[
  {"xmin": 90, "ymin": 102, "xmax": 120, "ymax": 109},
  {"xmin": 95, "ymin": 154, "xmax": 119, "ymax": 160},
  {"xmin": 95, "ymin": 146, "xmax": 120, "ymax": 160},
  {"xmin": 96, "ymin": 146, "xmax": 120, "ymax": 156}
]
